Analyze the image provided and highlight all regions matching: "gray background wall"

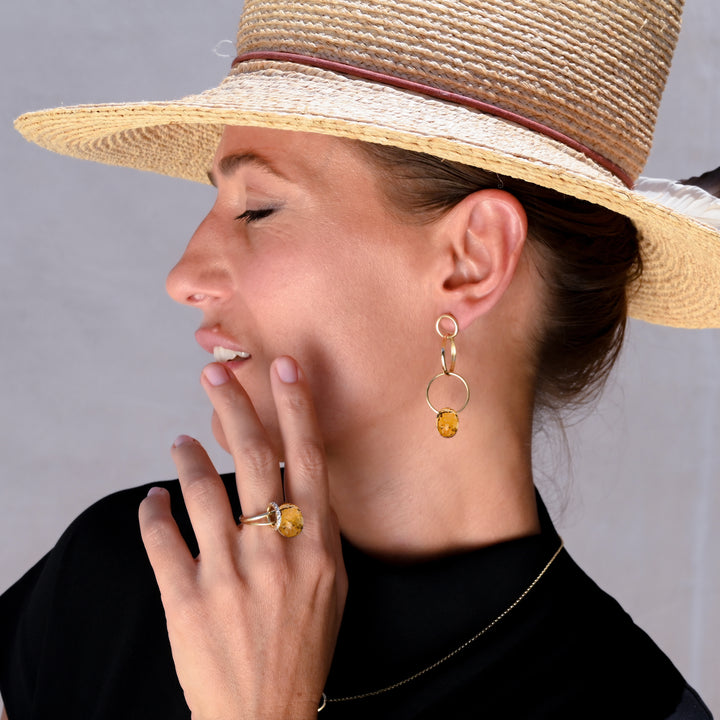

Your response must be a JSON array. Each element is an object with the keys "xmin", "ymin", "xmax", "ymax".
[{"xmin": 1, "ymin": 0, "xmax": 718, "ymax": 713}]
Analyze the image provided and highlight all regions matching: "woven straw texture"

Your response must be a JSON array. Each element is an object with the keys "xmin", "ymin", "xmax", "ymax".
[
  {"xmin": 13, "ymin": 0, "xmax": 720, "ymax": 328},
  {"xmin": 238, "ymin": 0, "xmax": 679, "ymax": 181}
]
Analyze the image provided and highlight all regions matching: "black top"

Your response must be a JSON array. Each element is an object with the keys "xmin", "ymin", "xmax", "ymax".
[{"xmin": 0, "ymin": 475, "xmax": 713, "ymax": 719}]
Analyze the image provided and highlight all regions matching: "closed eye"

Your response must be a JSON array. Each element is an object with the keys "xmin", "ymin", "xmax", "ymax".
[{"xmin": 236, "ymin": 208, "xmax": 275, "ymax": 223}]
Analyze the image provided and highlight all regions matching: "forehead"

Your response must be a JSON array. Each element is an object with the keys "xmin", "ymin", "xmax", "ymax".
[{"xmin": 210, "ymin": 126, "xmax": 368, "ymax": 186}]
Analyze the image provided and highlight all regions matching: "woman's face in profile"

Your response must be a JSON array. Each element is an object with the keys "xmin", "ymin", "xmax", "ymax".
[{"xmin": 167, "ymin": 126, "xmax": 437, "ymax": 454}]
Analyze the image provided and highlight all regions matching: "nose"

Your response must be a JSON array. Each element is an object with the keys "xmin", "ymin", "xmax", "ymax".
[{"xmin": 166, "ymin": 211, "xmax": 234, "ymax": 307}]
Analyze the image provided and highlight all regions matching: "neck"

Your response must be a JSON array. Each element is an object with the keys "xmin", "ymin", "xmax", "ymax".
[{"xmin": 325, "ymin": 399, "xmax": 540, "ymax": 562}]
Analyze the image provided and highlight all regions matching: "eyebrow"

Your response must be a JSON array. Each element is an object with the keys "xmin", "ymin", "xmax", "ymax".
[{"xmin": 207, "ymin": 152, "xmax": 287, "ymax": 187}]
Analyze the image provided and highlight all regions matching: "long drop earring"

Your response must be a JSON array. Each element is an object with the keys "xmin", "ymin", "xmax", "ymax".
[{"xmin": 425, "ymin": 314, "xmax": 470, "ymax": 438}]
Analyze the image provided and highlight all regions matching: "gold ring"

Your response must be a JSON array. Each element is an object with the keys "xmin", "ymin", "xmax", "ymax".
[{"xmin": 239, "ymin": 502, "xmax": 304, "ymax": 538}]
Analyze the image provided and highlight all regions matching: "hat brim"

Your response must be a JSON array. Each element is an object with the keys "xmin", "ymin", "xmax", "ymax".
[{"xmin": 14, "ymin": 60, "xmax": 720, "ymax": 328}]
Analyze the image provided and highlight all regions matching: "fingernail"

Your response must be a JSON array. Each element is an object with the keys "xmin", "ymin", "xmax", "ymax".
[
  {"xmin": 275, "ymin": 356, "xmax": 298, "ymax": 383},
  {"xmin": 147, "ymin": 486, "xmax": 167, "ymax": 497},
  {"xmin": 204, "ymin": 363, "xmax": 230, "ymax": 386},
  {"xmin": 172, "ymin": 434, "xmax": 195, "ymax": 448}
]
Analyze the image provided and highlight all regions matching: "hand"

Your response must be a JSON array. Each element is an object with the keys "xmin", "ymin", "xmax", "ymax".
[{"xmin": 139, "ymin": 357, "xmax": 347, "ymax": 720}]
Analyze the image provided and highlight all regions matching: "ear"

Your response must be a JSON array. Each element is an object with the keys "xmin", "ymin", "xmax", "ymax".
[{"xmin": 436, "ymin": 189, "xmax": 528, "ymax": 327}]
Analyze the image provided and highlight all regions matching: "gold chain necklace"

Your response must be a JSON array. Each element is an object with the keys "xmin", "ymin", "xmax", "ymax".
[{"xmin": 319, "ymin": 538, "xmax": 564, "ymax": 711}]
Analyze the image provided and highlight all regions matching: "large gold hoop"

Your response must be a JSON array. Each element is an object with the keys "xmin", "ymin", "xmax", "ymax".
[{"xmin": 425, "ymin": 371, "xmax": 470, "ymax": 415}]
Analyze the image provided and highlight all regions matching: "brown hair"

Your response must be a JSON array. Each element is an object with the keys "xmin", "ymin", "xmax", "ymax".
[{"xmin": 354, "ymin": 142, "xmax": 643, "ymax": 415}]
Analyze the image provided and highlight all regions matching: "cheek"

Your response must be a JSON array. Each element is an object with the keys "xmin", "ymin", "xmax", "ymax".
[{"xmin": 238, "ymin": 236, "xmax": 427, "ymax": 439}]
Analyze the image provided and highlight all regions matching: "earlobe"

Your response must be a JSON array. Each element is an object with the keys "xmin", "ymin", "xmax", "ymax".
[{"xmin": 440, "ymin": 189, "xmax": 528, "ymax": 325}]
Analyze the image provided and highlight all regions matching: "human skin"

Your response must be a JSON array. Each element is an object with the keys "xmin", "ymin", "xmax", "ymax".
[
  {"xmin": 138, "ymin": 126, "xmax": 545, "ymax": 719},
  {"xmin": 140, "ymin": 358, "xmax": 346, "ymax": 719}
]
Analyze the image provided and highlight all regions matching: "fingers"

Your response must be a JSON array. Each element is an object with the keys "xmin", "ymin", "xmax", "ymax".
[
  {"xmin": 270, "ymin": 357, "xmax": 330, "ymax": 525},
  {"xmin": 139, "ymin": 486, "xmax": 195, "ymax": 598},
  {"xmin": 141, "ymin": 435, "xmax": 248, "ymax": 590},
  {"xmin": 140, "ymin": 359, "xmax": 344, "ymax": 717},
  {"xmin": 202, "ymin": 357, "xmax": 331, "ymax": 545},
  {"xmin": 170, "ymin": 435, "xmax": 238, "ymax": 557},
  {"xmin": 201, "ymin": 363, "xmax": 283, "ymax": 517}
]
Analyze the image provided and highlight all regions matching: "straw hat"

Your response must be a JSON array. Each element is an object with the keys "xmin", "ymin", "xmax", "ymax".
[{"xmin": 14, "ymin": 0, "xmax": 720, "ymax": 328}]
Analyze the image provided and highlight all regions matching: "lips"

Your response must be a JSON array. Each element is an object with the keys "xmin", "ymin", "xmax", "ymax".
[{"xmin": 195, "ymin": 326, "xmax": 251, "ymax": 362}]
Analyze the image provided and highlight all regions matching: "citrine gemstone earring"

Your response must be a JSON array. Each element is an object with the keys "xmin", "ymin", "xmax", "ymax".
[{"xmin": 425, "ymin": 314, "xmax": 470, "ymax": 438}]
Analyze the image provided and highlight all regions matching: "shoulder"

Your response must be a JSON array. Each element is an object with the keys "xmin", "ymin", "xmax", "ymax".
[
  {"xmin": 0, "ymin": 476, "xmax": 238, "ymax": 719},
  {"xmin": 23, "ymin": 479, "xmax": 184, "ymax": 597},
  {"xmin": 1, "ymin": 471, "xmax": 239, "ymax": 617},
  {"xmin": 413, "ymin": 537, "xmax": 708, "ymax": 719},
  {"xmin": 45, "ymin": 472, "xmax": 240, "ymax": 572},
  {"xmin": 523, "ymin": 547, "xmax": 713, "ymax": 719},
  {"xmin": 0, "ymin": 478, "xmax": 188, "ymax": 649},
  {"xmin": 666, "ymin": 686, "xmax": 714, "ymax": 720},
  {"xmin": 0, "ymin": 481, "xmax": 172, "ymax": 624}
]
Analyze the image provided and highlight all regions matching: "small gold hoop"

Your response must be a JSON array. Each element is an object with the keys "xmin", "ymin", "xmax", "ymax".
[
  {"xmin": 435, "ymin": 313, "xmax": 458, "ymax": 339},
  {"xmin": 440, "ymin": 336, "xmax": 456, "ymax": 374},
  {"xmin": 425, "ymin": 371, "xmax": 470, "ymax": 414}
]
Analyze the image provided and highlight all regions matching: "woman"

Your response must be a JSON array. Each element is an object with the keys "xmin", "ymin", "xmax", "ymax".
[{"xmin": 1, "ymin": 0, "xmax": 719, "ymax": 718}]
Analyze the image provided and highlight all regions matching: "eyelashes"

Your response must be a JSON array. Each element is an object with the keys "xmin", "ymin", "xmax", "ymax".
[{"xmin": 236, "ymin": 207, "xmax": 275, "ymax": 223}]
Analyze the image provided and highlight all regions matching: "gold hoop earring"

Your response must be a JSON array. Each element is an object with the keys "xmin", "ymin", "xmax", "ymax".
[{"xmin": 425, "ymin": 314, "xmax": 470, "ymax": 438}]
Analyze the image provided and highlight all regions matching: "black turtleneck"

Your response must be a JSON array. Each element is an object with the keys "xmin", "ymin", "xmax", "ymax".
[{"xmin": 0, "ymin": 475, "xmax": 712, "ymax": 719}]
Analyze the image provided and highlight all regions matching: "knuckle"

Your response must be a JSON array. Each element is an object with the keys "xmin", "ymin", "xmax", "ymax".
[
  {"xmin": 259, "ymin": 541, "xmax": 288, "ymax": 569},
  {"xmin": 255, "ymin": 552, "xmax": 291, "ymax": 592},
  {"xmin": 293, "ymin": 439, "xmax": 326, "ymax": 474},
  {"xmin": 299, "ymin": 544, "xmax": 335, "ymax": 577},
  {"xmin": 206, "ymin": 569, "xmax": 244, "ymax": 607},
  {"xmin": 140, "ymin": 514, "xmax": 176, "ymax": 550},
  {"xmin": 237, "ymin": 442, "xmax": 277, "ymax": 476},
  {"xmin": 182, "ymin": 473, "xmax": 217, "ymax": 509},
  {"xmin": 311, "ymin": 547, "xmax": 336, "ymax": 577},
  {"xmin": 306, "ymin": 549, "xmax": 345, "ymax": 598}
]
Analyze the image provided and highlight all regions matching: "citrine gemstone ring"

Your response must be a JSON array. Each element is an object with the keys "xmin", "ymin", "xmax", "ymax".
[{"xmin": 239, "ymin": 502, "xmax": 304, "ymax": 538}]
